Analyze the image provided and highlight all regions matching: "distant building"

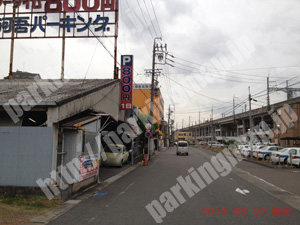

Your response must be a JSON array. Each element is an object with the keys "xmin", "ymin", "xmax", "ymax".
[
  {"xmin": 133, "ymin": 83, "xmax": 164, "ymax": 126},
  {"xmin": 4, "ymin": 70, "xmax": 41, "ymax": 79},
  {"xmin": 174, "ymin": 131, "xmax": 192, "ymax": 142}
]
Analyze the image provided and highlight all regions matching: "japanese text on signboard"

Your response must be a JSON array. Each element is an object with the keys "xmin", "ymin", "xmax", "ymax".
[
  {"xmin": 0, "ymin": 0, "xmax": 117, "ymax": 39},
  {"xmin": 79, "ymin": 154, "xmax": 99, "ymax": 181},
  {"xmin": 121, "ymin": 55, "xmax": 133, "ymax": 110}
]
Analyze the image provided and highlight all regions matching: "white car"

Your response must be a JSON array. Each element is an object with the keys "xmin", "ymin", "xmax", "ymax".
[
  {"xmin": 257, "ymin": 146, "xmax": 283, "ymax": 160},
  {"xmin": 253, "ymin": 145, "xmax": 266, "ymax": 158},
  {"xmin": 239, "ymin": 145, "xmax": 251, "ymax": 157},
  {"xmin": 176, "ymin": 141, "xmax": 189, "ymax": 155},
  {"xmin": 287, "ymin": 148, "xmax": 300, "ymax": 167},
  {"xmin": 271, "ymin": 148, "xmax": 293, "ymax": 164},
  {"xmin": 101, "ymin": 144, "xmax": 130, "ymax": 167},
  {"xmin": 211, "ymin": 142, "xmax": 224, "ymax": 148}
]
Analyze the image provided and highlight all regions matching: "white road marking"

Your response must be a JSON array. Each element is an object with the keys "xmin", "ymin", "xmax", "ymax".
[
  {"xmin": 119, "ymin": 182, "xmax": 134, "ymax": 195},
  {"xmin": 235, "ymin": 188, "xmax": 250, "ymax": 195},
  {"xmin": 88, "ymin": 217, "xmax": 95, "ymax": 223},
  {"xmin": 149, "ymin": 159, "xmax": 160, "ymax": 168}
]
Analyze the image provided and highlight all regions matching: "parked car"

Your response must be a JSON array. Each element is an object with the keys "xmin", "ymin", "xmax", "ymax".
[
  {"xmin": 287, "ymin": 148, "xmax": 300, "ymax": 167},
  {"xmin": 271, "ymin": 148, "xmax": 294, "ymax": 164},
  {"xmin": 239, "ymin": 145, "xmax": 251, "ymax": 157},
  {"xmin": 101, "ymin": 144, "xmax": 129, "ymax": 167},
  {"xmin": 176, "ymin": 141, "xmax": 189, "ymax": 155},
  {"xmin": 207, "ymin": 141, "xmax": 223, "ymax": 148},
  {"xmin": 257, "ymin": 146, "xmax": 283, "ymax": 160},
  {"xmin": 252, "ymin": 145, "xmax": 266, "ymax": 158},
  {"xmin": 199, "ymin": 141, "xmax": 206, "ymax": 145}
]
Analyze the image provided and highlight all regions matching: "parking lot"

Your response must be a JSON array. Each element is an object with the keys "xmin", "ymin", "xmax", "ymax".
[{"xmin": 197, "ymin": 146, "xmax": 300, "ymax": 196}]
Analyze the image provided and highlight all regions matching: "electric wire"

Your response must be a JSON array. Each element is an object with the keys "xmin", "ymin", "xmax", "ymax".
[{"xmin": 142, "ymin": 0, "xmax": 158, "ymax": 37}]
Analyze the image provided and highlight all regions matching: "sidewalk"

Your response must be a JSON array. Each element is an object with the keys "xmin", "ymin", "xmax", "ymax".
[{"xmin": 22, "ymin": 147, "xmax": 167, "ymax": 225}]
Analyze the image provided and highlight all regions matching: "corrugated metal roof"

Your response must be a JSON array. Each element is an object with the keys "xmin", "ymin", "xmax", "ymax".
[{"xmin": 0, "ymin": 79, "xmax": 119, "ymax": 106}]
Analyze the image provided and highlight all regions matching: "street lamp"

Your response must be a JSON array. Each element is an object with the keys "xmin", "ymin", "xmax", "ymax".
[
  {"xmin": 248, "ymin": 86, "xmax": 257, "ymax": 161},
  {"xmin": 277, "ymin": 124, "xmax": 281, "ymax": 146}
]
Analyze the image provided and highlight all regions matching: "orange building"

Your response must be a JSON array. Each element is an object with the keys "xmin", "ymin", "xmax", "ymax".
[{"xmin": 133, "ymin": 83, "xmax": 164, "ymax": 126}]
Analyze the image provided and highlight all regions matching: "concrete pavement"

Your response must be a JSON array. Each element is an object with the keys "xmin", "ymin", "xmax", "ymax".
[{"xmin": 46, "ymin": 147, "xmax": 300, "ymax": 225}]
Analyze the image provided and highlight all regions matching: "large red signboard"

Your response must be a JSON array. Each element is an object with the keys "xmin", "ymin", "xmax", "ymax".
[
  {"xmin": 0, "ymin": 0, "xmax": 117, "ymax": 39},
  {"xmin": 120, "ymin": 55, "xmax": 133, "ymax": 110}
]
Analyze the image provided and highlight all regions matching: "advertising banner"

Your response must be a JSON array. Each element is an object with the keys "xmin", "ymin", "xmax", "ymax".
[
  {"xmin": 0, "ymin": 0, "xmax": 117, "ymax": 39},
  {"xmin": 120, "ymin": 55, "xmax": 133, "ymax": 110},
  {"xmin": 79, "ymin": 154, "xmax": 98, "ymax": 181}
]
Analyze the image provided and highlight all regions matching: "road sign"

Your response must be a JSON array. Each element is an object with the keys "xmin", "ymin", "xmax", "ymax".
[
  {"xmin": 145, "ymin": 131, "xmax": 151, "ymax": 138},
  {"xmin": 145, "ymin": 123, "xmax": 152, "ymax": 130}
]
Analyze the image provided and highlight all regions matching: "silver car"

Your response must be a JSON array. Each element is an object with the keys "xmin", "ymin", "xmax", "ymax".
[{"xmin": 176, "ymin": 141, "xmax": 189, "ymax": 156}]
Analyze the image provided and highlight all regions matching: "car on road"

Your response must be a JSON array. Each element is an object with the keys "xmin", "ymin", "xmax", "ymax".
[
  {"xmin": 257, "ymin": 146, "xmax": 283, "ymax": 160},
  {"xmin": 287, "ymin": 148, "xmax": 300, "ymax": 167},
  {"xmin": 176, "ymin": 141, "xmax": 189, "ymax": 155},
  {"xmin": 101, "ymin": 144, "xmax": 130, "ymax": 167},
  {"xmin": 271, "ymin": 148, "xmax": 293, "ymax": 164}
]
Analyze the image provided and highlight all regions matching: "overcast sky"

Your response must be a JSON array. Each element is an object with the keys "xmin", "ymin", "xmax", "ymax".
[{"xmin": 1, "ymin": 0, "xmax": 300, "ymax": 128}]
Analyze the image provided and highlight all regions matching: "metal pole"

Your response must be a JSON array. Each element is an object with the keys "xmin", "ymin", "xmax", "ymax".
[
  {"xmin": 148, "ymin": 137, "xmax": 150, "ymax": 161},
  {"xmin": 114, "ymin": 0, "xmax": 119, "ymax": 79},
  {"xmin": 267, "ymin": 76, "xmax": 270, "ymax": 110},
  {"xmin": 150, "ymin": 39, "xmax": 156, "ymax": 160},
  {"xmin": 211, "ymin": 106, "xmax": 213, "ymax": 140},
  {"xmin": 8, "ymin": 8, "xmax": 16, "ymax": 79},
  {"xmin": 131, "ymin": 137, "xmax": 134, "ymax": 165},
  {"xmin": 233, "ymin": 95, "xmax": 235, "ymax": 122},
  {"xmin": 168, "ymin": 105, "xmax": 171, "ymax": 148},
  {"xmin": 286, "ymin": 80, "xmax": 289, "ymax": 100},
  {"xmin": 249, "ymin": 87, "xmax": 253, "ymax": 160},
  {"xmin": 61, "ymin": 12, "xmax": 66, "ymax": 80}
]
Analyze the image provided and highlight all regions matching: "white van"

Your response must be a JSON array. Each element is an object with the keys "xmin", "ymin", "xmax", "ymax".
[{"xmin": 176, "ymin": 141, "xmax": 189, "ymax": 156}]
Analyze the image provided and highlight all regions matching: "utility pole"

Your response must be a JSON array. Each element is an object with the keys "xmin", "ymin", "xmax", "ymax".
[
  {"xmin": 199, "ymin": 111, "xmax": 200, "ymax": 124},
  {"xmin": 269, "ymin": 79, "xmax": 300, "ymax": 100},
  {"xmin": 233, "ymin": 95, "xmax": 235, "ymax": 122},
  {"xmin": 168, "ymin": 105, "xmax": 172, "ymax": 148},
  {"xmin": 8, "ymin": 8, "xmax": 16, "ymax": 79},
  {"xmin": 189, "ymin": 116, "xmax": 191, "ymax": 129},
  {"xmin": 150, "ymin": 37, "xmax": 164, "ymax": 159},
  {"xmin": 248, "ymin": 87, "xmax": 253, "ymax": 160},
  {"xmin": 182, "ymin": 119, "xmax": 184, "ymax": 129},
  {"xmin": 267, "ymin": 75, "xmax": 270, "ymax": 110},
  {"xmin": 211, "ymin": 106, "xmax": 214, "ymax": 141},
  {"xmin": 114, "ymin": 0, "xmax": 119, "ymax": 79}
]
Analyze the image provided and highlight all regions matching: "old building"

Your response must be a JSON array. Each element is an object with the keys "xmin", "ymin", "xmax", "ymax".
[{"xmin": 0, "ymin": 78, "xmax": 130, "ymax": 200}]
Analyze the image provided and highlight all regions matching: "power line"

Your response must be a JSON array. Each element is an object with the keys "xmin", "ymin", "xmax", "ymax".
[
  {"xmin": 136, "ymin": 0, "xmax": 155, "ymax": 39},
  {"xmin": 229, "ymin": 65, "xmax": 300, "ymax": 71},
  {"xmin": 161, "ymin": 73, "xmax": 231, "ymax": 103},
  {"xmin": 142, "ymin": 0, "xmax": 158, "ymax": 37},
  {"xmin": 125, "ymin": 0, "xmax": 152, "ymax": 56},
  {"xmin": 174, "ymin": 56, "xmax": 298, "ymax": 79},
  {"xmin": 150, "ymin": 0, "xmax": 163, "ymax": 38},
  {"xmin": 172, "ymin": 60, "xmax": 266, "ymax": 82},
  {"xmin": 171, "ymin": 64, "xmax": 263, "ymax": 83}
]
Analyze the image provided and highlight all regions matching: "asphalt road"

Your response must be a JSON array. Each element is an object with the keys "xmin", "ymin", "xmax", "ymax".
[{"xmin": 48, "ymin": 147, "xmax": 300, "ymax": 225}]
